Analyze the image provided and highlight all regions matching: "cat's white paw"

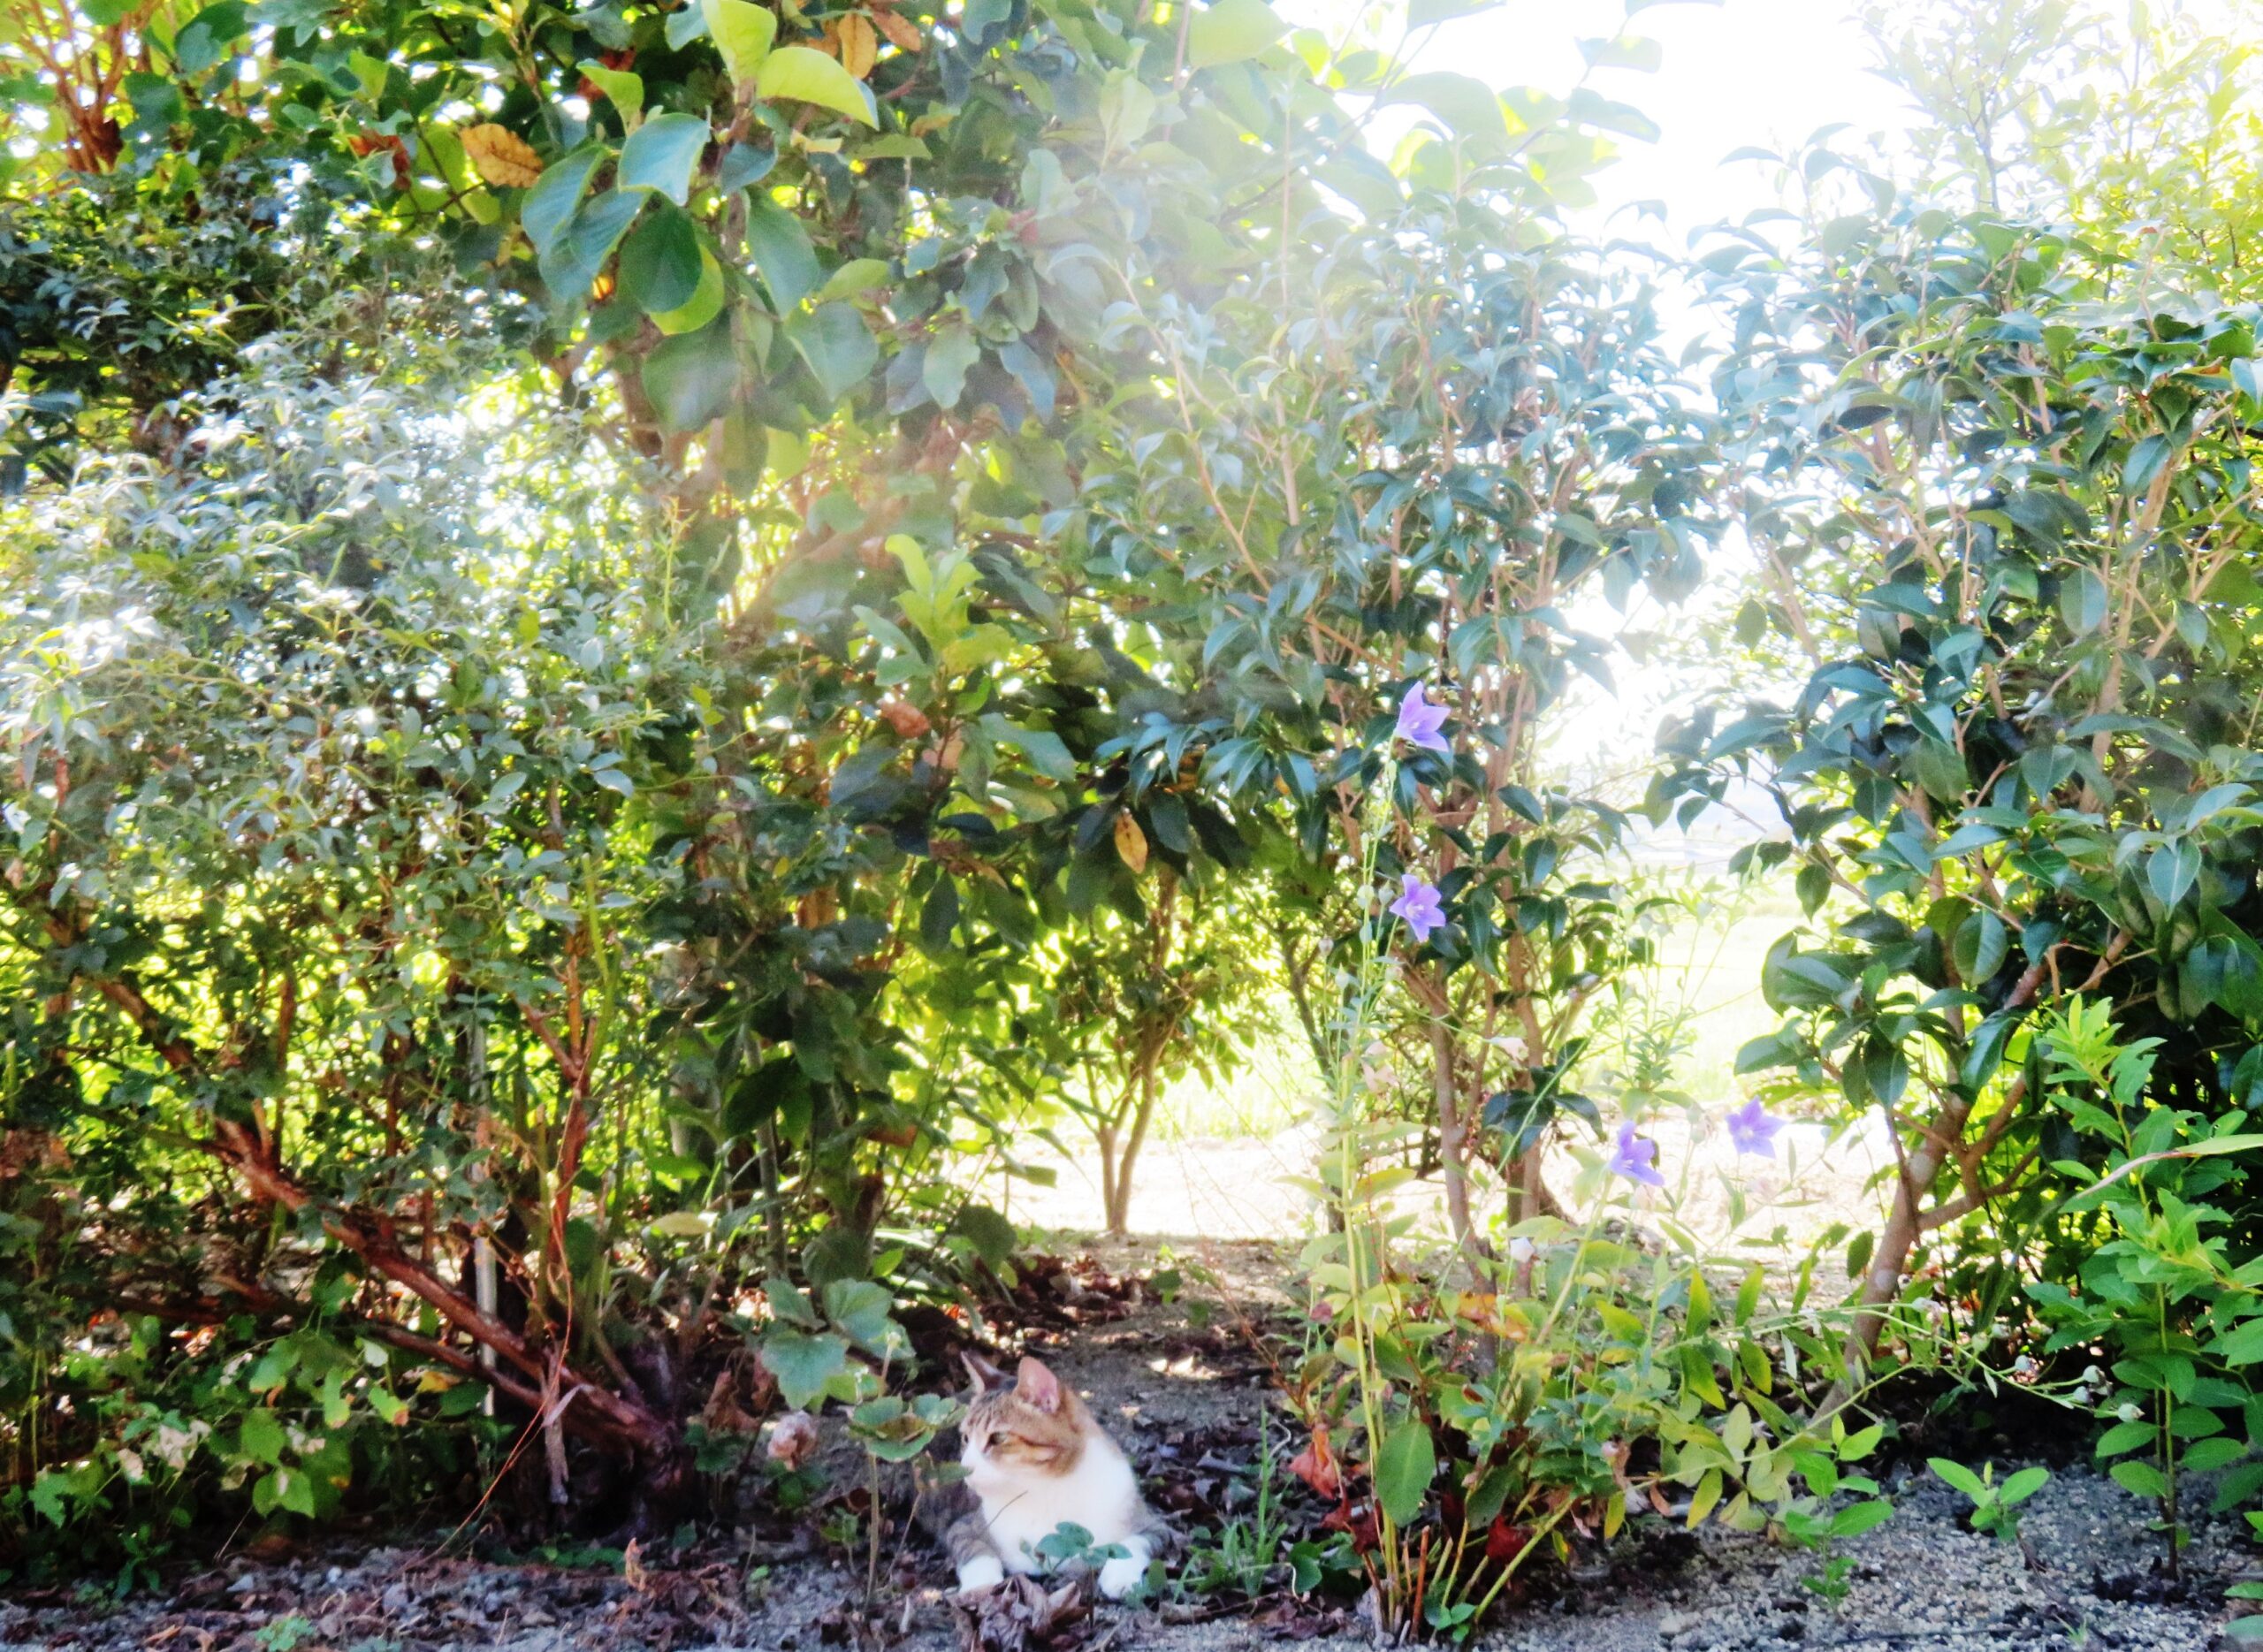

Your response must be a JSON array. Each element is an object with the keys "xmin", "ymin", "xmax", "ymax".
[
  {"xmin": 956, "ymin": 1555, "xmax": 1006, "ymax": 1594},
  {"xmin": 1098, "ymin": 1554, "xmax": 1148, "ymax": 1600}
]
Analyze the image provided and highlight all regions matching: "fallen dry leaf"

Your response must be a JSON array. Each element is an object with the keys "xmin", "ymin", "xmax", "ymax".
[
  {"xmin": 1289, "ymin": 1423, "xmax": 1339, "ymax": 1500},
  {"xmin": 949, "ymin": 1572, "xmax": 1092, "ymax": 1652}
]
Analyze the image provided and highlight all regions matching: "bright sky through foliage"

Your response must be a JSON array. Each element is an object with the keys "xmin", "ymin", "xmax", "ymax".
[
  {"xmin": 1278, "ymin": 0, "xmax": 1918, "ymax": 822},
  {"xmin": 1406, "ymin": 0, "xmax": 1906, "ymax": 235}
]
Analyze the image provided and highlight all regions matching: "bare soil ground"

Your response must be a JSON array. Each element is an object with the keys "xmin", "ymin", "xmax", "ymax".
[{"xmin": 3, "ymin": 1226, "xmax": 2253, "ymax": 1652}]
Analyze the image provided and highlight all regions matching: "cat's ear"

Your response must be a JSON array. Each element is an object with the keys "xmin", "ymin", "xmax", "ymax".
[
  {"xmin": 962, "ymin": 1351, "xmax": 1008, "ymax": 1394},
  {"xmin": 1015, "ymin": 1356, "xmax": 1063, "ymax": 1413}
]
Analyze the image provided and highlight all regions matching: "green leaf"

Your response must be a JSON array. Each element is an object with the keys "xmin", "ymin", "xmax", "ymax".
[
  {"xmin": 2122, "ymin": 433, "xmax": 2172, "ymax": 495},
  {"xmin": 1839, "ymin": 1422, "xmax": 1884, "ymax": 1461},
  {"xmin": 2183, "ymin": 1437, "xmax": 2247, "ymax": 1473},
  {"xmin": 2110, "ymin": 1458, "xmax": 2169, "ymax": 1501},
  {"xmin": 1998, "ymin": 1465, "xmax": 2050, "ymax": 1504},
  {"xmin": 756, "ymin": 46, "xmax": 878, "ymax": 126},
  {"xmin": 745, "ymin": 199, "xmax": 821, "ymax": 311},
  {"xmin": 918, "ymin": 879, "xmax": 959, "ymax": 951},
  {"xmin": 652, "ymin": 247, "xmax": 725, "ymax": 334},
  {"xmin": 278, "ymin": 1465, "xmax": 317, "ymax": 1516},
  {"xmin": 577, "ymin": 58, "xmax": 644, "ymax": 125},
  {"xmin": 522, "ymin": 147, "xmax": 606, "ymax": 256},
  {"xmin": 2060, "ymin": 567, "xmax": 2107, "ymax": 636},
  {"xmin": 1928, "ymin": 1457, "xmax": 1985, "ymax": 1500},
  {"xmin": 643, "ymin": 324, "xmax": 740, "ymax": 430},
  {"xmin": 951, "ymin": 1203, "xmax": 1017, "ymax": 1269},
  {"xmin": 1380, "ymin": 72, "xmax": 1505, "ymax": 141},
  {"xmin": 618, "ymin": 203, "xmax": 705, "ymax": 315},
  {"xmin": 1910, "ymin": 737, "xmax": 1969, "ymax": 803},
  {"xmin": 2217, "ymin": 1316, "xmax": 2263, "ymax": 1366},
  {"xmin": 1186, "ymin": 0, "xmax": 1285, "ymax": 67},
  {"xmin": 804, "ymin": 1226, "xmax": 870, "ymax": 1290},
  {"xmin": 2096, "ymin": 1420, "xmax": 2154, "ymax": 1456},
  {"xmin": 1374, "ymin": 1417, "xmax": 1435, "ymax": 1527},
  {"xmin": 764, "ymin": 1272, "xmax": 821, "ymax": 1328},
  {"xmin": 788, "ymin": 302, "xmax": 880, "ymax": 403},
  {"xmin": 757, "ymin": 1328, "xmax": 850, "ymax": 1408},
  {"xmin": 1932, "ymin": 821, "xmax": 2004, "ymax": 860},
  {"xmin": 2147, "ymin": 841, "xmax": 2200, "ymax": 910},
  {"xmin": 1953, "ymin": 910, "xmax": 2008, "ymax": 986},
  {"xmin": 27, "ymin": 1470, "xmax": 68, "ymax": 1526},
  {"xmin": 238, "ymin": 1408, "xmax": 287, "ymax": 1466},
  {"xmin": 538, "ymin": 189, "xmax": 644, "ymax": 300},
  {"xmin": 987, "ymin": 719, "xmax": 1076, "ymax": 782},
  {"xmin": 823, "ymin": 1279, "xmax": 907, "ymax": 1358},
  {"xmin": 718, "ymin": 141, "xmax": 777, "ymax": 194},
  {"xmin": 618, "ymin": 112, "xmax": 712, "ymax": 204},
  {"xmin": 1958, "ymin": 1010, "xmax": 2022, "ymax": 1093},
  {"xmin": 1830, "ymin": 1497, "xmax": 1893, "ymax": 1538},
  {"xmin": 923, "ymin": 322, "xmax": 980, "ymax": 409},
  {"xmin": 172, "ymin": 1, "xmax": 249, "ymax": 73},
  {"xmin": 704, "ymin": 0, "xmax": 779, "ymax": 85},
  {"xmin": 123, "ymin": 72, "xmax": 187, "ymax": 129},
  {"xmin": 819, "ymin": 257, "xmax": 891, "ymax": 301}
]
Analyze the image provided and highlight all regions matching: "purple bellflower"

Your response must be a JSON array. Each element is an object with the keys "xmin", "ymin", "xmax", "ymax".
[
  {"xmin": 1389, "ymin": 874, "xmax": 1445, "ymax": 943},
  {"xmin": 1726, "ymin": 1097, "xmax": 1786, "ymax": 1159},
  {"xmin": 1395, "ymin": 683, "xmax": 1451, "ymax": 755},
  {"xmin": 1609, "ymin": 1122, "xmax": 1665, "ymax": 1188}
]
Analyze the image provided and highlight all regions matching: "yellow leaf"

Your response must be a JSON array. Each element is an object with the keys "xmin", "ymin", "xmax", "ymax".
[
  {"xmin": 872, "ymin": 7, "xmax": 922, "ymax": 50},
  {"xmin": 1687, "ymin": 1465, "xmax": 1722, "ymax": 1528},
  {"xmin": 1114, "ymin": 811, "xmax": 1148, "ymax": 872},
  {"xmin": 460, "ymin": 122, "xmax": 542, "ymax": 188},
  {"xmin": 838, "ymin": 13, "xmax": 877, "ymax": 77}
]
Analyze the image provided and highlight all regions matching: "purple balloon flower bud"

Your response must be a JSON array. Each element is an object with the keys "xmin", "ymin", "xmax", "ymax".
[
  {"xmin": 1608, "ymin": 1122, "xmax": 1665, "ymax": 1188},
  {"xmin": 1725, "ymin": 1097, "xmax": 1786, "ymax": 1159},
  {"xmin": 1394, "ymin": 683, "xmax": 1452, "ymax": 755},
  {"xmin": 1388, "ymin": 873, "xmax": 1445, "ymax": 943}
]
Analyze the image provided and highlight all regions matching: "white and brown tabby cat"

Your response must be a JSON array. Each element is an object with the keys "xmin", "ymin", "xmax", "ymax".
[{"xmin": 942, "ymin": 1352, "xmax": 1166, "ymax": 1600}]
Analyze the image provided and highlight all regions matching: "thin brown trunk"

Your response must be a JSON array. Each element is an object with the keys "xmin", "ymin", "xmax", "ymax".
[
  {"xmin": 1830, "ymin": 951, "xmax": 2071, "ymax": 1401},
  {"xmin": 1108, "ymin": 1061, "xmax": 1160, "ymax": 1237},
  {"xmin": 1096, "ymin": 1121, "xmax": 1123, "ymax": 1237},
  {"xmin": 1430, "ymin": 1018, "xmax": 1482, "ymax": 1259},
  {"xmin": 1503, "ymin": 1147, "xmax": 1565, "ymax": 1225}
]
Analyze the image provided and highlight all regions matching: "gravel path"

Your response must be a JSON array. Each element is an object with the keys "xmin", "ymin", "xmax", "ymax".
[{"xmin": 3, "ymin": 1237, "xmax": 2251, "ymax": 1652}]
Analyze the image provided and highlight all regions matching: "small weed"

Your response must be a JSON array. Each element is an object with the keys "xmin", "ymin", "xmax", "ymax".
[
  {"xmin": 1180, "ymin": 1416, "xmax": 1290, "ymax": 1599},
  {"xmin": 1930, "ymin": 1458, "xmax": 2048, "ymax": 1542},
  {"xmin": 255, "ymin": 1616, "xmax": 316, "ymax": 1652},
  {"xmin": 1802, "ymin": 1554, "xmax": 1856, "ymax": 1606}
]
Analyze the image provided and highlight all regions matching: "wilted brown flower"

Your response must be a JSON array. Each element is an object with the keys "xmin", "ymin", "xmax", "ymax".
[{"xmin": 767, "ymin": 1409, "xmax": 821, "ymax": 1469}]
